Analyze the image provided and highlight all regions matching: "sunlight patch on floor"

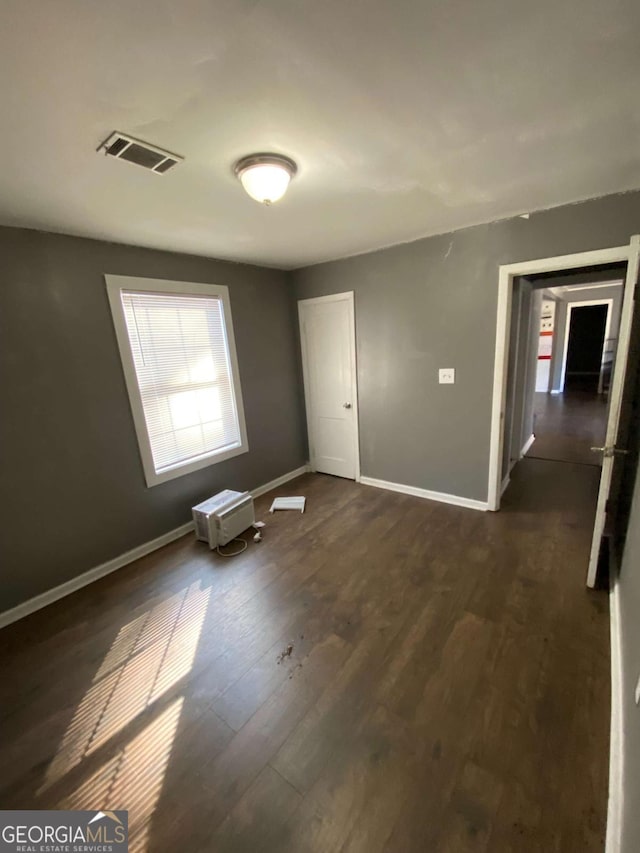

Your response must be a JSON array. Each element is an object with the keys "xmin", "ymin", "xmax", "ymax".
[
  {"xmin": 39, "ymin": 581, "xmax": 210, "ymax": 792},
  {"xmin": 62, "ymin": 697, "xmax": 184, "ymax": 853}
]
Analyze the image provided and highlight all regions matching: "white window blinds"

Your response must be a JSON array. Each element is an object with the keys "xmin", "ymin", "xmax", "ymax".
[{"xmin": 121, "ymin": 290, "xmax": 242, "ymax": 475}]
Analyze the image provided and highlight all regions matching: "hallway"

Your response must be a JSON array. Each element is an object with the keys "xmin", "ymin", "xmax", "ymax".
[
  {"xmin": 528, "ymin": 390, "xmax": 608, "ymax": 466},
  {"xmin": 0, "ymin": 464, "xmax": 610, "ymax": 851}
]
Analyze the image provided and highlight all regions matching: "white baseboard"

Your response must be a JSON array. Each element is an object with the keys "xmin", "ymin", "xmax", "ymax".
[
  {"xmin": 0, "ymin": 463, "xmax": 311, "ymax": 630},
  {"xmin": 606, "ymin": 577, "xmax": 624, "ymax": 853},
  {"xmin": 520, "ymin": 433, "xmax": 536, "ymax": 458},
  {"xmin": 359, "ymin": 476, "xmax": 488, "ymax": 512},
  {"xmin": 250, "ymin": 464, "xmax": 310, "ymax": 499},
  {"xmin": 550, "ymin": 389, "xmax": 562, "ymax": 395},
  {"xmin": 0, "ymin": 521, "xmax": 194, "ymax": 631},
  {"xmin": 501, "ymin": 475, "xmax": 511, "ymax": 497}
]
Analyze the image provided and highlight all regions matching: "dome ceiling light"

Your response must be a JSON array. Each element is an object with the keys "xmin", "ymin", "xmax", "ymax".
[{"xmin": 234, "ymin": 153, "xmax": 297, "ymax": 205}]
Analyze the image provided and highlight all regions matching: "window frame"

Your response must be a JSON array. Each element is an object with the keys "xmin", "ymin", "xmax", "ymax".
[{"xmin": 105, "ymin": 274, "xmax": 249, "ymax": 487}]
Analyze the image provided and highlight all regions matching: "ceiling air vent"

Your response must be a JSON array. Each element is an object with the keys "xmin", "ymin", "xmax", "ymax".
[{"xmin": 99, "ymin": 132, "xmax": 183, "ymax": 175}]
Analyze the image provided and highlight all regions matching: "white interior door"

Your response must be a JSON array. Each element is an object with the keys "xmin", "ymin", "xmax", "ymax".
[
  {"xmin": 299, "ymin": 293, "xmax": 359, "ymax": 480},
  {"xmin": 587, "ymin": 235, "xmax": 640, "ymax": 587}
]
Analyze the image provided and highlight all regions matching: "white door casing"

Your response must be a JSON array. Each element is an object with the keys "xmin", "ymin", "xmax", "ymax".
[
  {"xmin": 587, "ymin": 235, "xmax": 640, "ymax": 587},
  {"xmin": 299, "ymin": 293, "xmax": 360, "ymax": 480}
]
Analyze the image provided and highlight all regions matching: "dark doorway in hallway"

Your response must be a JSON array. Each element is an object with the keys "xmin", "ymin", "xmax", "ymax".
[{"xmin": 565, "ymin": 304, "xmax": 608, "ymax": 393}]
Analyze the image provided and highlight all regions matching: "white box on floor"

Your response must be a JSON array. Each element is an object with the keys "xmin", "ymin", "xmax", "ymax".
[{"xmin": 192, "ymin": 490, "xmax": 255, "ymax": 548}]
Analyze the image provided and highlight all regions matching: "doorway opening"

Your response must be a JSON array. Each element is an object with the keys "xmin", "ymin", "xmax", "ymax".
[
  {"xmin": 525, "ymin": 282, "xmax": 621, "ymax": 468},
  {"xmin": 562, "ymin": 302, "xmax": 611, "ymax": 394},
  {"xmin": 488, "ymin": 238, "xmax": 640, "ymax": 587}
]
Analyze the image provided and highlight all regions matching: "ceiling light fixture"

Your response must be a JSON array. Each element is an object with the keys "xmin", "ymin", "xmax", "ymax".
[{"xmin": 234, "ymin": 153, "xmax": 297, "ymax": 205}]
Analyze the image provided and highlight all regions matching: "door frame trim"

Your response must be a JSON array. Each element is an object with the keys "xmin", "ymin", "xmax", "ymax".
[
  {"xmin": 488, "ymin": 244, "xmax": 631, "ymax": 513},
  {"xmin": 587, "ymin": 237, "xmax": 640, "ymax": 586},
  {"xmin": 298, "ymin": 291, "xmax": 361, "ymax": 482},
  {"xmin": 559, "ymin": 298, "xmax": 613, "ymax": 392}
]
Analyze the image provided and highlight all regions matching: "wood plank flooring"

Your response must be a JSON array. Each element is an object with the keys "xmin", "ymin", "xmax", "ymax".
[
  {"xmin": 528, "ymin": 390, "xmax": 608, "ymax": 466},
  {"xmin": 0, "ymin": 461, "xmax": 610, "ymax": 851}
]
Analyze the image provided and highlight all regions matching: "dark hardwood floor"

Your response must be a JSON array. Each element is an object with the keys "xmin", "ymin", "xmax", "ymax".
[
  {"xmin": 0, "ymin": 463, "xmax": 610, "ymax": 852},
  {"xmin": 528, "ymin": 390, "xmax": 608, "ymax": 466}
]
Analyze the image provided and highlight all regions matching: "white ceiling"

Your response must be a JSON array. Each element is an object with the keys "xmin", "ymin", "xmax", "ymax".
[
  {"xmin": 548, "ymin": 281, "xmax": 623, "ymax": 301},
  {"xmin": 1, "ymin": 0, "xmax": 639, "ymax": 269}
]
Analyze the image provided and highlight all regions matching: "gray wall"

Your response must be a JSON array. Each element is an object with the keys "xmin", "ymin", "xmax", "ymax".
[
  {"xmin": 0, "ymin": 227, "xmax": 307, "ymax": 612},
  {"xmin": 292, "ymin": 190, "xmax": 640, "ymax": 501},
  {"xmin": 502, "ymin": 279, "xmax": 539, "ymax": 479},
  {"xmin": 617, "ymin": 459, "xmax": 640, "ymax": 853},
  {"xmin": 502, "ymin": 279, "xmax": 525, "ymax": 479},
  {"xmin": 550, "ymin": 299, "xmax": 568, "ymax": 391},
  {"xmin": 521, "ymin": 289, "xmax": 542, "ymax": 451},
  {"xmin": 612, "ymin": 284, "xmax": 640, "ymax": 853}
]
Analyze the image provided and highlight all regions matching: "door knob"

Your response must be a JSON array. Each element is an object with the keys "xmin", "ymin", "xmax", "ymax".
[
  {"xmin": 590, "ymin": 446, "xmax": 629, "ymax": 457},
  {"xmin": 343, "ymin": 402, "xmax": 352, "ymax": 409}
]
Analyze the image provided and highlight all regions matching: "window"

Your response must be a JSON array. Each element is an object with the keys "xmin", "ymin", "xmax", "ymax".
[{"xmin": 105, "ymin": 275, "xmax": 248, "ymax": 486}]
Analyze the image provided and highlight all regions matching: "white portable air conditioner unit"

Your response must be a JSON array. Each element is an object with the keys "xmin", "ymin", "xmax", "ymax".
[{"xmin": 192, "ymin": 490, "xmax": 255, "ymax": 549}]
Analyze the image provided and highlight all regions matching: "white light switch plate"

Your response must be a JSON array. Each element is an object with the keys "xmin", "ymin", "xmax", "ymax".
[
  {"xmin": 439, "ymin": 368, "xmax": 455, "ymax": 384},
  {"xmin": 635, "ymin": 673, "xmax": 640, "ymax": 706}
]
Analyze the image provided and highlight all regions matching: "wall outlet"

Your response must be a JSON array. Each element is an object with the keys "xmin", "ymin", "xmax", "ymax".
[
  {"xmin": 635, "ymin": 673, "xmax": 640, "ymax": 706},
  {"xmin": 439, "ymin": 368, "xmax": 455, "ymax": 385}
]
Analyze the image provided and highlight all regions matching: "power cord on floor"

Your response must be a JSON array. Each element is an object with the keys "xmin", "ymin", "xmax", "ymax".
[{"xmin": 216, "ymin": 537, "xmax": 248, "ymax": 557}]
